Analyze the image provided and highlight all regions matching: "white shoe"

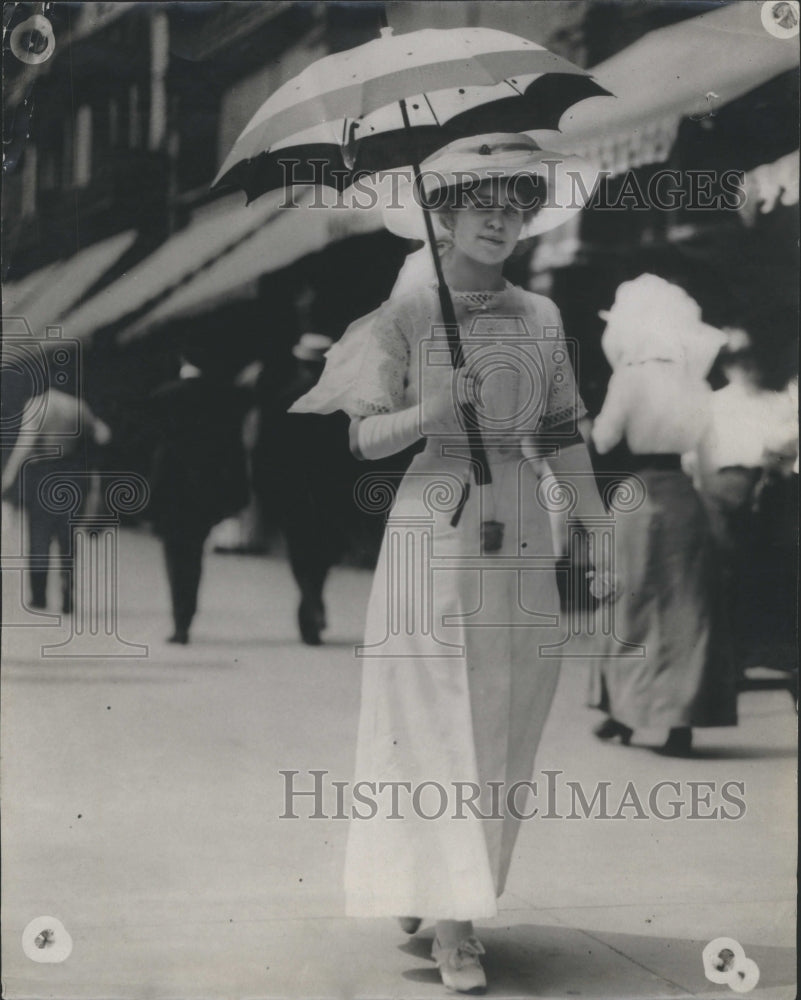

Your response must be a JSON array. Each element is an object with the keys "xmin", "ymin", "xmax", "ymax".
[
  {"xmin": 397, "ymin": 916, "xmax": 423, "ymax": 934},
  {"xmin": 431, "ymin": 935, "xmax": 487, "ymax": 995}
]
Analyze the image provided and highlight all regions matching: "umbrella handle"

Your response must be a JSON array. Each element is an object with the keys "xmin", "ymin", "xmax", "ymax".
[{"xmin": 399, "ymin": 99, "xmax": 492, "ymax": 489}]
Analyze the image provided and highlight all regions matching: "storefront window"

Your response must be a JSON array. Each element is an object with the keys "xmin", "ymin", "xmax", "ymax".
[{"xmin": 73, "ymin": 105, "xmax": 92, "ymax": 187}]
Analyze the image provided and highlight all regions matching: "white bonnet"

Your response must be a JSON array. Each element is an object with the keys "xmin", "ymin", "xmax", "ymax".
[{"xmin": 600, "ymin": 274, "xmax": 727, "ymax": 376}]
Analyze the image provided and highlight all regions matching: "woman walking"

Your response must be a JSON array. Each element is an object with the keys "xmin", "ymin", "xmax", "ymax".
[
  {"xmin": 587, "ymin": 274, "xmax": 737, "ymax": 756},
  {"xmin": 297, "ymin": 134, "xmax": 614, "ymax": 993}
]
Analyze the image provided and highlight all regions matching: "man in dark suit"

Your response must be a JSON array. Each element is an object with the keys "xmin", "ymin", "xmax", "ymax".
[
  {"xmin": 148, "ymin": 354, "xmax": 250, "ymax": 644},
  {"xmin": 252, "ymin": 334, "xmax": 357, "ymax": 645}
]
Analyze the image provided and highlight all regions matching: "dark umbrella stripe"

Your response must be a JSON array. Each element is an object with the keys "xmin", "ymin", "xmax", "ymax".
[
  {"xmin": 214, "ymin": 49, "xmax": 590, "ymax": 183},
  {"xmin": 217, "ymin": 144, "xmax": 357, "ymax": 200},
  {"xmin": 216, "ymin": 75, "xmax": 610, "ymax": 201},
  {"xmin": 353, "ymin": 72, "xmax": 609, "ymax": 140}
]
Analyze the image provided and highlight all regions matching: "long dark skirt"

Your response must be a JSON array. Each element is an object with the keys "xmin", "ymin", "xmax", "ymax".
[{"xmin": 588, "ymin": 468, "xmax": 737, "ymax": 730}]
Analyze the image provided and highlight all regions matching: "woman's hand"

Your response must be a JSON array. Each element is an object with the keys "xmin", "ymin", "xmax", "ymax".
[
  {"xmin": 585, "ymin": 527, "xmax": 621, "ymax": 603},
  {"xmin": 587, "ymin": 568, "xmax": 621, "ymax": 603}
]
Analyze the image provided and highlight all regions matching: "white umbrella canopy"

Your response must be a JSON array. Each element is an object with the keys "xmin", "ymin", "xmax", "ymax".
[
  {"xmin": 238, "ymin": 27, "xmax": 576, "ymax": 138},
  {"xmin": 213, "ymin": 25, "xmax": 607, "ymax": 199}
]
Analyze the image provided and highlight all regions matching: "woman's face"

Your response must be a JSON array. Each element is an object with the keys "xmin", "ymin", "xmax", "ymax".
[{"xmin": 448, "ymin": 182, "xmax": 526, "ymax": 266}]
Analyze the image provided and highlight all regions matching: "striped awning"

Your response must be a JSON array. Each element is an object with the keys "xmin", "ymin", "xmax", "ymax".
[
  {"xmin": 542, "ymin": 2, "xmax": 799, "ymax": 175},
  {"xmin": 116, "ymin": 194, "xmax": 386, "ymax": 342},
  {"xmin": 61, "ymin": 195, "xmax": 283, "ymax": 341},
  {"xmin": 2, "ymin": 230, "xmax": 137, "ymax": 337}
]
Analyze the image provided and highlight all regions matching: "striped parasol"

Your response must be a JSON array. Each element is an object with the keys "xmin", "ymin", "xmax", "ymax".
[
  {"xmin": 214, "ymin": 25, "xmax": 608, "ymax": 505},
  {"xmin": 213, "ymin": 26, "xmax": 608, "ymax": 200}
]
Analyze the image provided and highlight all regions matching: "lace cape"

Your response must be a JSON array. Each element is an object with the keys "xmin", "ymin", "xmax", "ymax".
[
  {"xmin": 289, "ymin": 246, "xmax": 434, "ymax": 417},
  {"xmin": 290, "ymin": 280, "xmax": 587, "ymax": 431}
]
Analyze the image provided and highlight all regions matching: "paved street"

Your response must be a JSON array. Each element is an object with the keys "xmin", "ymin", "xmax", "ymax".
[{"xmin": 1, "ymin": 526, "xmax": 796, "ymax": 999}]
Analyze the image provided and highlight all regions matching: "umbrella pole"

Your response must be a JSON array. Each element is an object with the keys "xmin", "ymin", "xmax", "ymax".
[{"xmin": 399, "ymin": 99, "xmax": 492, "ymax": 501}]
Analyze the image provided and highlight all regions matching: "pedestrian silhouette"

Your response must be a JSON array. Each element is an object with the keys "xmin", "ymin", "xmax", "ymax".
[
  {"xmin": 148, "ymin": 356, "xmax": 250, "ymax": 644},
  {"xmin": 2, "ymin": 387, "xmax": 110, "ymax": 613},
  {"xmin": 252, "ymin": 333, "xmax": 356, "ymax": 645}
]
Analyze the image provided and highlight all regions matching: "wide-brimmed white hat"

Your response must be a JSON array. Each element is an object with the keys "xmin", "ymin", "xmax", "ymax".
[
  {"xmin": 599, "ymin": 274, "xmax": 727, "ymax": 375},
  {"xmin": 380, "ymin": 132, "xmax": 599, "ymax": 241}
]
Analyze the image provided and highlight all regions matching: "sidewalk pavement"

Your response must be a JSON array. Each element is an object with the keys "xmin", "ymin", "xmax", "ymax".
[{"xmin": 1, "ymin": 526, "xmax": 796, "ymax": 999}]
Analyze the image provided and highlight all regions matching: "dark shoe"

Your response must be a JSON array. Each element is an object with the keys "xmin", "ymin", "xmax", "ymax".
[
  {"xmin": 655, "ymin": 727, "xmax": 692, "ymax": 757},
  {"xmin": 397, "ymin": 916, "xmax": 423, "ymax": 935},
  {"xmin": 593, "ymin": 717, "xmax": 633, "ymax": 745},
  {"xmin": 167, "ymin": 629, "xmax": 189, "ymax": 645},
  {"xmin": 298, "ymin": 600, "xmax": 323, "ymax": 646}
]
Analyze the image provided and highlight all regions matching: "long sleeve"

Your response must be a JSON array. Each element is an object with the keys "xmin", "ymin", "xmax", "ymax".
[
  {"xmin": 537, "ymin": 302, "xmax": 588, "ymax": 433},
  {"xmin": 352, "ymin": 406, "xmax": 422, "ymax": 460},
  {"xmin": 591, "ymin": 371, "xmax": 627, "ymax": 454},
  {"xmin": 289, "ymin": 305, "xmax": 410, "ymax": 418},
  {"xmin": 349, "ymin": 309, "xmax": 410, "ymax": 417}
]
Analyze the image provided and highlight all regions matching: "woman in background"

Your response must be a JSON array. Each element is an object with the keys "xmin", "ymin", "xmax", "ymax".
[
  {"xmin": 694, "ymin": 355, "xmax": 798, "ymax": 688},
  {"xmin": 587, "ymin": 274, "xmax": 737, "ymax": 756}
]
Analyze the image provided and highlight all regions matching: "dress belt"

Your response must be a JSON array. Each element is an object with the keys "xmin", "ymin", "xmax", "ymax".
[
  {"xmin": 427, "ymin": 439, "xmax": 527, "ymax": 464},
  {"xmin": 627, "ymin": 453, "xmax": 683, "ymax": 471},
  {"xmin": 484, "ymin": 445, "xmax": 527, "ymax": 462}
]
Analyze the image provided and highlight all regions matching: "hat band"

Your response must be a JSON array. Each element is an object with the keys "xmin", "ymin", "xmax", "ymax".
[{"xmin": 419, "ymin": 169, "xmax": 547, "ymax": 211}]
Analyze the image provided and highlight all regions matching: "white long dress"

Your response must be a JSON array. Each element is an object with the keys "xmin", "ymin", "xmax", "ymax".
[
  {"xmin": 340, "ymin": 283, "xmax": 586, "ymax": 920},
  {"xmin": 587, "ymin": 362, "xmax": 737, "ymax": 731}
]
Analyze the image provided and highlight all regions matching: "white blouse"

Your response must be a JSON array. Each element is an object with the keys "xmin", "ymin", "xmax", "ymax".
[
  {"xmin": 349, "ymin": 284, "xmax": 587, "ymax": 438},
  {"xmin": 696, "ymin": 381, "xmax": 799, "ymax": 473},
  {"xmin": 293, "ymin": 283, "xmax": 588, "ymax": 444},
  {"xmin": 592, "ymin": 360, "xmax": 713, "ymax": 456}
]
